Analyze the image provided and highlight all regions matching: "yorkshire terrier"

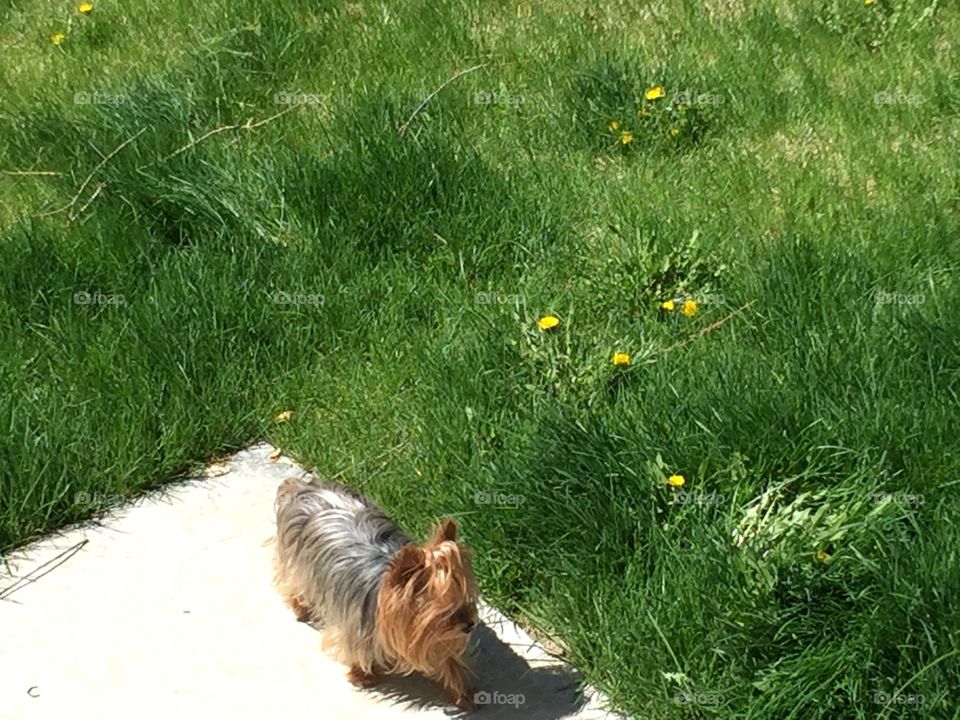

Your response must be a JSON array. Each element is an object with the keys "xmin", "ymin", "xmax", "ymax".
[{"xmin": 274, "ymin": 476, "xmax": 480, "ymax": 711}]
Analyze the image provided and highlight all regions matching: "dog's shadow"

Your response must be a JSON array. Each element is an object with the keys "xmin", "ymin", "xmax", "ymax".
[{"xmin": 361, "ymin": 622, "xmax": 591, "ymax": 718}]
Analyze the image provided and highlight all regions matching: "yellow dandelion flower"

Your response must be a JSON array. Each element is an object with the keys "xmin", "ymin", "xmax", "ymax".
[
  {"xmin": 51, "ymin": 32, "xmax": 67, "ymax": 45},
  {"xmin": 864, "ymin": 0, "xmax": 876, "ymax": 5},
  {"xmin": 612, "ymin": 352, "xmax": 631, "ymax": 366},
  {"xmin": 537, "ymin": 314, "xmax": 560, "ymax": 331},
  {"xmin": 609, "ymin": 120, "xmax": 620, "ymax": 131},
  {"xmin": 78, "ymin": 2, "xmax": 93, "ymax": 13},
  {"xmin": 667, "ymin": 474, "xmax": 685, "ymax": 488},
  {"xmin": 669, "ymin": 127, "xmax": 680, "ymax": 137},
  {"xmin": 661, "ymin": 299, "xmax": 675, "ymax": 311},
  {"xmin": 682, "ymin": 299, "xmax": 698, "ymax": 317},
  {"xmin": 274, "ymin": 410, "xmax": 295, "ymax": 423},
  {"xmin": 619, "ymin": 131, "xmax": 634, "ymax": 145},
  {"xmin": 816, "ymin": 549, "xmax": 831, "ymax": 563},
  {"xmin": 645, "ymin": 85, "xmax": 665, "ymax": 101}
]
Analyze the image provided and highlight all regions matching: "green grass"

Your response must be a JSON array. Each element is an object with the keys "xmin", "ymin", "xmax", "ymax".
[{"xmin": 3, "ymin": 0, "xmax": 960, "ymax": 716}]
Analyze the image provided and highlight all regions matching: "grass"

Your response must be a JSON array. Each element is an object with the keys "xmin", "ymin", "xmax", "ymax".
[{"xmin": 2, "ymin": 0, "xmax": 959, "ymax": 716}]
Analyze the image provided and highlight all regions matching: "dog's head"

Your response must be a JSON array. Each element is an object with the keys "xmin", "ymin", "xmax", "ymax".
[{"xmin": 376, "ymin": 518, "xmax": 479, "ymax": 673}]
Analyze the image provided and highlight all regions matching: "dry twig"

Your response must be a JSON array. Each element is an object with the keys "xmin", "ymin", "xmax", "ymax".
[
  {"xmin": 2, "ymin": 170, "xmax": 60, "ymax": 177},
  {"xmin": 398, "ymin": 63, "xmax": 488, "ymax": 136},
  {"xmin": 645, "ymin": 300, "xmax": 757, "ymax": 363},
  {"xmin": 74, "ymin": 182, "xmax": 107, "ymax": 220},
  {"xmin": 162, "ymin": 106, "xmax": 299, "ymax": 162},
  {"xmin": 0, "ymin": 539, "xmax": 89, "ymax": 601},
  {"xmin": 37, "ymin": 128, "xmax": 146, "ymax": 220}
]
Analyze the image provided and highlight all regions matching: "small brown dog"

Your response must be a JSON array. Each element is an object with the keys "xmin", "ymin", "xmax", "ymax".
[{"xmin": 274, "ymin": 476, "xmax": 480, "ymax": 711}]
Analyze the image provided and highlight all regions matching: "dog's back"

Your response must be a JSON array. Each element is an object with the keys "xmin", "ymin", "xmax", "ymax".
[
  {"xmin": 274, "ymin": 476, "xmax": 410, "ymax": 664},
  {"xmin": 275, "ymin": 476, "xmax": 410, "ymax": 560}
]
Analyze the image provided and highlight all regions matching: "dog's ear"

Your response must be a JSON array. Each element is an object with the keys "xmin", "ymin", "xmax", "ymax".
[
  {"xmin": 388, "ymin": 545, "xmax": 426, "ymax": 587},
  {"xmin": 433, "ymin": 517, "xmax": 458, "ymax": 543}
]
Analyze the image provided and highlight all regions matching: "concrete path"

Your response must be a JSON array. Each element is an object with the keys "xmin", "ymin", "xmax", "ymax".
[{"xmin": 1, "ymin": 443, "xmax": 620, "ymax": 720}]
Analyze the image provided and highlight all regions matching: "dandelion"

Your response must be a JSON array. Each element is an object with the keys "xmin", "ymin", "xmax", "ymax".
[
  {"xmin": 816, "ymin": 549, "xmax": 831, "ymax": 563},
  {"xmin": 864, "ymin": 0, "xmax": 876, "ymax": 4},
  {"xmin": 51, "ymin": 32, "xmax": 67, "ymax": 45},
  {"xmin": 682, "ymin": 299, "xmax": 698, "ymax": 317},
  {"xmin": 619, "ymin": 131, "xmax": 634, "ymax": 145},
  {"xmin": 612, "ymin": 352, "xmax": 631, "ymax": 366},
  {"xmin": 667, "ymin": 474, "xmax": 685, "ymax": 488},
  {"xmin": 274, "ymin": 410, "xmax": 295, "ymax": 423},
  {"xmin": 78, "ymin": 2, "xmax": 93, "ymax": 12},
  {"xmin": 669, "ymin": 127, "xmax": 680, "ymax": 137},
  {"xmin": 645, "ymin": 85, "xmax": 666, "ymax": 101},
  {"xmin": 537, "ymin": 314, "xmax": 560, "ymax": 331},
  {"xmin": 609, "ymin": 120, "xmax": 620, "ymax": 131},
  {"xmin": 661, "ymin": 299, "xmax": 675, "ymax": 311}
]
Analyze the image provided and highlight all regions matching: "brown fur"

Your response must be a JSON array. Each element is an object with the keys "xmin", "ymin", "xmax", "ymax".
[{"xmin": 369, "ymin": 519, "xmax": 479, "ymax": 709}]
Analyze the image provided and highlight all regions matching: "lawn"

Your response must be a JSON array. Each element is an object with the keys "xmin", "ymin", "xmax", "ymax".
[{"xmin": 2, "ymin": 0, "xmax": 959, "ymax": 716}]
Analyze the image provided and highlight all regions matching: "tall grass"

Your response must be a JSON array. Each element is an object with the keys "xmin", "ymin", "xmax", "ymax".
[{"xmin": 2, "ymin": 0, "xmax": 959, "ymax": 716}]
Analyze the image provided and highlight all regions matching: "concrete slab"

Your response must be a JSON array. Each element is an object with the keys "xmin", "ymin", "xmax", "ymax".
[{"xmin": 0, "ymin": 443, "xmax": 621, "ymax": 720}]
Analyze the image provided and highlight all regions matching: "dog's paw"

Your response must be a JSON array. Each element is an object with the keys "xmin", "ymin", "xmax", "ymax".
[
  {"xmin": 347, "ymin": 665, "xmax": 379, "ymax": 689},
  {"xmin": 455, "ymin": 690, "xmax": 478, "ymax": 712}
]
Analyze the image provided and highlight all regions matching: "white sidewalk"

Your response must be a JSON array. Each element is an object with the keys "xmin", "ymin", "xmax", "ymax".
[{"xmin": 0, "ymin": 443, "xmax": 620, "ymax": 720}]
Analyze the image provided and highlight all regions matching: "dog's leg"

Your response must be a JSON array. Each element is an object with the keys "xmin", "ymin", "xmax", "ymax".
[{"xmin": 433, "ymin": 659, "xmax": 476, "ymax": 712}]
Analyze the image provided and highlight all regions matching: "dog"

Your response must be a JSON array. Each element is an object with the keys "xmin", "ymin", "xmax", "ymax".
[{"xmin": 274, "ymin": 476, "xmax": 480, "ymax": 711}]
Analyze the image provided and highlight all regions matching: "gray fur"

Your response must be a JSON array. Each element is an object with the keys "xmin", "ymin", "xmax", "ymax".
[{"xmin": 274, "ymin": 476, "xmax": 411, "ymax": 668}]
